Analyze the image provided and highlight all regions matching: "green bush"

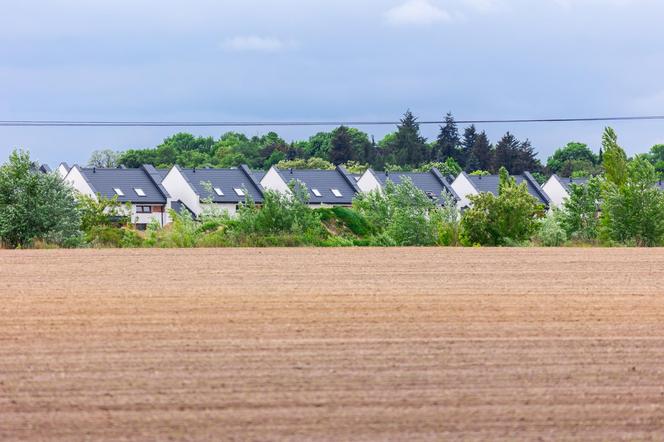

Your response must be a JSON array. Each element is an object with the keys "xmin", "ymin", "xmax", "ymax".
[{"xmin": 536, "ymin": 211, "xmax": 567, "ymax": 247}]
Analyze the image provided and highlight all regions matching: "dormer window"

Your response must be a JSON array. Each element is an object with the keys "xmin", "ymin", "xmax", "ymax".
[{"xmin": 134, "ymin": 188, "xmax": 146, "ymax": 197}]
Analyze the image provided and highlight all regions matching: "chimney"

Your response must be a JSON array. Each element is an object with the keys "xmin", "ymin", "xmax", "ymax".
[
  {"xmin": 93, "ymin": 167, "xmax": 96, "ymax": 173},
  {"xmin": 386, "ymin": 170, "xmax": 389, "ymax": 177},
  {"xmin": 289, "ymin": 168, "xmax": 293, "ymax": 174},
  {"xmin": 193, "ymin": 167, "xmax": 196, "ymax": 173}
]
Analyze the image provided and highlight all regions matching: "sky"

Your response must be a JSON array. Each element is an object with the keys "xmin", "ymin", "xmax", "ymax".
[{"xmin": 1, "ymin": 0, "xmax": 664, "ymax": 167}]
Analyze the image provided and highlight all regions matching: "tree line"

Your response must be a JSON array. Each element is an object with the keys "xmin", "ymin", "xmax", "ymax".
[{"xmin": 91, "ymin": 111, "xmax": 544, "ymax": 178}]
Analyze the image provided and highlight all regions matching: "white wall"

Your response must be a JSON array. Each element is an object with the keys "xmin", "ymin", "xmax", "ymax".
[
  {"xmin": 56, "ymin": 164, "xmax": 70, "ymax": 179},
  {"xmin": 161, "ymin": 167, "xmax": 203, "ymax": 216},
  {"xmin": 64, "ymin": 167, "xmax": 97, "ymax": 199},
  {"xmin": 451, "ymin": 173, "xmax": 478, "ymax": 209},
  {"xmin": 260, "ymin": 166, "xmax": 291, "ymax": 194},
  {"xmin": 356, "ymin": 170, "xmax": 383, "ymax": 193},
  {"xmin": 542, "ymin": 176, "xmax": 570, "ymax": 208}
]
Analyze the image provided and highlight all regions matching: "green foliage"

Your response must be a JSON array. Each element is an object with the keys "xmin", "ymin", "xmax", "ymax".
[
  {"xmin": 431, "ymin": 190, "xmax": 461, "ymax": 246},
  {"xmin": 559, "ymin": 176, "xmax": 602, "ymax": 242},
  {"xmin": 535, "ymin": 210, "xmax": 567, "ymax": 247},
  {"xmin": 276, "ymin": 157, "xmax": 334, "ymax": 170},
  {"xmin": 469, "ymin": 170, "xmax": 490, "ymax": 176},
  {"xmin": 415, "ymin": 158, "xmax": 462, "ymax": 176},
  {"xmin": 600, "ymin": 155, "xmax": 664, "ymax": 246},
  {"xmin": 78, "ymin": 194, "xmax": 130, "ymax": 234},
  {"xmin": 0, "ymin": 150, "xmax": 82, "ymax": 248},
  {"xmin": 546, "ymin": 142, "xmax": 599, "ymax": 177},
  {"xmin": 88, "ymin": 149, "xmax": 121, "ymax": 168},
  {"xmin": 318, "ymin": 206, "xmax": 373, "ymax": 237},
  {"xmin": 460, "ymin": 169, "xmax": 544, "ymax": 246},
  {"xmin": 353, "ymin": 178, "xmax": 440, "ymax": 246},
  {"xmin": 602, "ymin": 127, "xmax": 628, "ymax": 186}
]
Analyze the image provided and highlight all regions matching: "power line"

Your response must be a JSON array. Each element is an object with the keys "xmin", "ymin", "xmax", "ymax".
[{"xmin": 0, "ymin": 115, "xmax": 664, "ymax": 127}]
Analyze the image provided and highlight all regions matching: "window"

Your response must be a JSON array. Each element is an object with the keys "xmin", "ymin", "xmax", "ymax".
[
  {"xmin": 136, "ymin": 205, "xmax": 152, "ymax": 213},
  {"xmin": 214, "ymin": 187, "xmax": 224, "ymax": 196},
  {"xmin": 312, "ymin": 188, "xmax": 322, "ymax": 197},
  {"xmin": 134, "ymin": 188, "xmax": 146, "ymax": 197},
  {"xmin": 114, "ymin": 188, "xmax": 124, "ymax": 196},
  {"xmin": 234, "ymin": 188, "xmax": 245, "ymax": 196},
  {"xmin": 331, "ymin": 188, "xmax": 342, "ymax": 197}
]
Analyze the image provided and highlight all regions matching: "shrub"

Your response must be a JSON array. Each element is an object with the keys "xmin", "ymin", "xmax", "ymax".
[
  {"xmin": 0, "ymin": 150, "xmax": 82, "ymax": 248},
  {"xmin": 536, "ymin": 210, "xmax": 567, "ymax": 247},
  {"xmin": 460, "ymin": 168, "xmax": 544, "ymax": 246}
]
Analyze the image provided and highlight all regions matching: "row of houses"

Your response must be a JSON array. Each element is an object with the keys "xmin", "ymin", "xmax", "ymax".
[{"xmin": 53, "ymin": 162, "xmax": 583, "ymax": 229}]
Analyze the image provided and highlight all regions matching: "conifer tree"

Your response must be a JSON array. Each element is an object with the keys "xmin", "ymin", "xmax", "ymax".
[{"xmin": 435, "ymin": 112, "xmax": 461, "ymax": 163}]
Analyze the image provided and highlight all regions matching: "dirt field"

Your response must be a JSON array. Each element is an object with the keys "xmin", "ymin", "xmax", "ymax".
[{"xmin": 2, "ymin": 248, "xmax": 664, "ymax": 440}]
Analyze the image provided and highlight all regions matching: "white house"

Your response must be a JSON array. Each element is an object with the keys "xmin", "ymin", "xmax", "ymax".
[
  {"xmin": 56, "ymin": 162, "xmax": 71, "ymax": 179},
  {"xmin": 451, "ymin": 171, "xmax": 551, "ymax": 208},
  {"xmin": 64, "ymin": 164, "xmax": 173, "ymax": 229},
  {"xmin": 161, "ymin": 165, "xmax": 264, "ymax": 218},
  {"xmin": 542, "ymin": 175, "xmax": 589, "ymax": 207},
  {"xmin": 357, "ymin": 168, "xmax": 459, "ymax": 205},
  {"xmin": 260, "ymin": 165, "xmax": 360, "ymax": 207}
]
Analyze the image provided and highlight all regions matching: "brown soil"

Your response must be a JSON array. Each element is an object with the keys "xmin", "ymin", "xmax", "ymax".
[{"xmin": 2, "ymin": 248, "xmax": 664, "ymax": 441}]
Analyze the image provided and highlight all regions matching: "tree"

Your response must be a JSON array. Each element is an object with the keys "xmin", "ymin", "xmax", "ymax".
[
  {"xmin": 460, "ymin": 125, "xmax": 478, "ymax": 167},
  {"xmin": 434, "ymin": 113, "xmax": 461, "ymax": 163},
  {"xmin": 647, "ymin": 144, "xmax": 664, "ymax": 179},
  {"xmin": 493, "ymin": 132, "xmax": 520, "ymax": 173},
  {"xmin": 88, "ymin": 149, "xmax": 121, "ymax": 168},
  {"xmin": 602, "ymin": 127, "xmax": 628, "ymax": 186},
  {"xmin": 546, "ymin": 142, "xmax": 599, "ymax": 177},
  {"xmin": 460, "ymin": 167, "xmax": 544, "ymax": 246},
  {"xmin": 600, "ymin": 155, "xmax": 664, "ymax": 246},
  {"xmin": 0, "ymin": 150, "xmax": 81, "ymax": 248},
  {"xmin": 468, "ymin": 131, "xmax": 493, "ymax": 171},
  {"xmin": 559, "ymin": 176, "xmax": 602, "ymax": 242},
  {"xmin": 390, "ymin": 111, "xmax": 428, "ymax": 167},
  {"xmin": 276, "ymin": 158, "xmax": 335, "ymax": 170},
  {"xmin": 329, "ymin": 126, "xmax": 354, "ymax": 165}
]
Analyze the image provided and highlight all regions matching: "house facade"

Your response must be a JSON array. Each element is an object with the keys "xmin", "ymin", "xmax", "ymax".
[
  {"xmin": 161, "ymin": 165, "xmax": 264, "ymax": 218},
  {"xmin": 64, "ymin": 164, "xmax": 172, "ymax": 228},
  {"xmin": 357, "ymin": 168, "xmax": 459, "ymax": 205},
  {"xmin": 452, "ymin": 171, "xmax": 551, "ymax": 208},
  {"xmin": 260, "ymin": 165, "xmax": 360, "ymax": 207},
  {"xmin": 542, "ymin": 175, "xmax": 589, "ymax": 207}
]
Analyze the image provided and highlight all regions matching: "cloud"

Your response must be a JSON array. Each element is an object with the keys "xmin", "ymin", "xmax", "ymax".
[
  {"xmin": 222, "ymin": 36, "xmax": 292, "ymax": 53},
  {"xmin": 463, "ymin": 0, "xmax": 502, "ymax": 13},
  {"xmin": 384, "ymin": 0, "xmax": 452, "ymax": 26}
]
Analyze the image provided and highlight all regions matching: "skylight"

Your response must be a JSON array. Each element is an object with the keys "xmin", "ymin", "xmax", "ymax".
[
  {"xmin": 134, "ymin": 188, "xmax": 146, "ymax": 197},
  {"xmin": 312, "ymin": 188, "xmax": 322, "ymax": 197},
  {"xmin": 331, "ymin": 188, "xmax": 342, "ymax": 197},
  {"xmin": 214, "ymin": 187, "xmax": 224, "ymax": 196},
  {"xmin": 234, "ymin": 188, "xmax": 245, "ymax": 196},
  {"xmin": 114, "ymin": 188, "xmax": 124, "ymax": 196}
]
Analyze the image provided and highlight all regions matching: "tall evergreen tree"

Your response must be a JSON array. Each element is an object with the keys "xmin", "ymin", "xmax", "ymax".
[
  {"xmin": 329, "ymin": 126, "xmax": 354, "ymax": 165},
  {"xmin": 434, "ymin": 113, "xmax": 461, "ymax": 163},
  {"xmin": 493, "ymin": 132, "xmax": 520, "ymax": 173},
  {"xmin": 461, "ymin": 125, "xmax": 478, "ymax": 166},
  {"xmin": 469, "ymin": 131, "xmax": 493, "ymax": 171},
  {"xmin": 392, "ymin": 110, "xmax": 428, "ymax": 167},
  {"xmin": 512, "ymin": 139, "xmax": 541, "ymax": 174}
]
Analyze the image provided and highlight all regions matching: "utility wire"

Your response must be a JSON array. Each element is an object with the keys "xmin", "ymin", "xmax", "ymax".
[{"xmin": 0, "ymin": 115, "xmax": 664, "ymax": 127}]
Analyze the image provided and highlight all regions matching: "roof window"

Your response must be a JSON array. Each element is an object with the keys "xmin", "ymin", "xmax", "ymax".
[
  {"xmin": 114, "ymin": 188, "xmax": 124, "ymax": 196},
  {"xmin": 234, "ymin": 188, "xmax": 245, "ymax": 196},
  {"xmin": 214, "ymin": 187, "xmax": 224, "ymax": 196},
  {"xmin": 331, "ymin": 188, "xmax": 342, "ymax": 197},
  {"xmin": 134, "ymin": 188, "xmax": 146, "ymax": 197},
  {"xmin": 312, "ymin": 188, "xmax": 322, "ymax": 197}
]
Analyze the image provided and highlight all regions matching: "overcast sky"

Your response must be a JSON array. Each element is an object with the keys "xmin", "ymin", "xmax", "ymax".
[{"xmin": 1, "ymin": 0, "xmax": 663, "ymax": 166}]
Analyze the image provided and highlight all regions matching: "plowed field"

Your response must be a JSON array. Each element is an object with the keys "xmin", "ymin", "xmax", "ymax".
[{"xmin": 2, "ymin": 248, "xmax": 664, "ymax": 440}]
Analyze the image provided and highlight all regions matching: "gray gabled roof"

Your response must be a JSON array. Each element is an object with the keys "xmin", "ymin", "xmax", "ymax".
[
  {"xmin": 466, "ymin": 172, "xmax": 550, "ymax": 205},
  {"xmin": 275, "ymin": 165, "xmax": 359, "ymax": 205},
  {"xmin": 179, "ymin": 165, "xmax": 264, "ymax": 203},
  {"xmin": 554, "ymin": 175, "xmax": 590, "ymax": 192},
  {"xmin": 78, "ymin": 165, "xmax": 170, "ymax": 204},
  {"xmin": 374, "ymin": 168, "xmax": 459, "ymax": 203}
]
